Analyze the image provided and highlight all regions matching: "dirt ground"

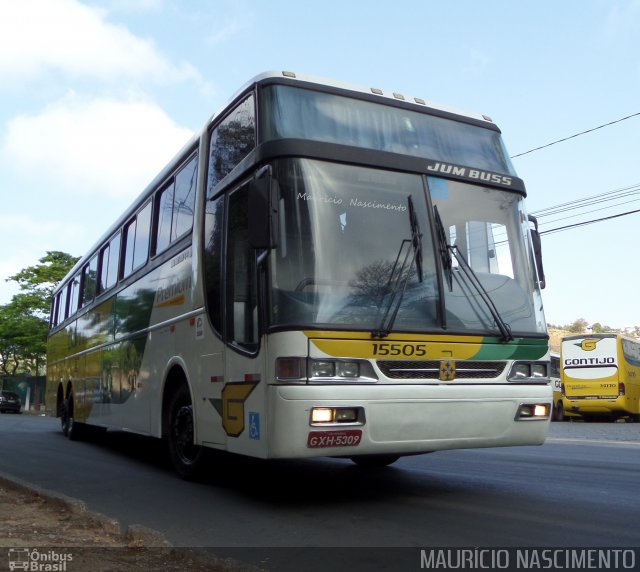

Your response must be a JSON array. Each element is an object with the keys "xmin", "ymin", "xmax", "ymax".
[{"xmin": 0, "ymin": 479, "xmax": 252, "ymax": 572}]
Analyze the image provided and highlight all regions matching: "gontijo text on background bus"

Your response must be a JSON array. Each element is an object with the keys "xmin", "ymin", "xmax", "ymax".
[{"xmin": 46, "ymin": 71, "xmax": 552, "ymax": 478}]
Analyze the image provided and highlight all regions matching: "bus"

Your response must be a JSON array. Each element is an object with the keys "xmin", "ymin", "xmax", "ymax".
[
  {"xmin": 559, "ymin": 333, "xmax": 640, "ymax": 421},
  {"xmin": 46, "ymin": 71, "xmax": 552, "ymax": 478},
  {"xmin": 550, "ymin": 351, "xmax": 562, "ymax": 420}
]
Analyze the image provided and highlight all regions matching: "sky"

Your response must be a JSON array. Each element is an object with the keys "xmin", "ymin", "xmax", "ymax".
[{"xmin": 0, "ymin": 0, "xmax": 639, "ymax": 329}]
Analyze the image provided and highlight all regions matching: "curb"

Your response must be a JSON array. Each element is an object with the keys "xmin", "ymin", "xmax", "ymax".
[
  {"xmin": 0, "ymin": 470, "xmax": 172, "ymax": 548},
  {"xmin": 0, "ymin": 471, "xmax": 262, "ymax": 571}
]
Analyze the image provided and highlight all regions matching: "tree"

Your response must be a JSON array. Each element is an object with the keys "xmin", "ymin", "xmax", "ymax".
[
  {"xmin": 567, "ymin": 318, "xmax": 589, "ymax": 334},
  {"xmin": 0, "ymin": 251, "xmax": 78, "ymax": 376},
  {"xmin": 7, "ymin": 251, "xmax": 79, "ymax": 318}
]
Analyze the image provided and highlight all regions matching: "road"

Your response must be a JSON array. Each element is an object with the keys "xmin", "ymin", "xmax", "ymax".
[{"xmin": 2, "ymin": 414, "xmax": 640, "ymax": 570}]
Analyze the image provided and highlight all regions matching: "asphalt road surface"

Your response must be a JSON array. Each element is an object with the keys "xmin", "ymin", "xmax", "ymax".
[{"xmin": 2, "ymin": 414, "xmax": 640, "ymax": 571}]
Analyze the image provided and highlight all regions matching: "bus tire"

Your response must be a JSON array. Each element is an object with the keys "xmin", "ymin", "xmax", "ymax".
[
  {"xmin": 555, "ymin": 402, "xmax": 567, "ymax": 422},
  {"xmin": 350, "ymin": 454, "xmax": 399, "ymax": 468},
  {"xmin": 167, "ymin": 385, "xmax": 208, "ymax": 480},
  {"xmin": 61, "ymin": 396, "xmax": 71, "ymax": 437},
  {"xmin": 61, "ymin": 391, "xmax": 86, "ymax": 441}
]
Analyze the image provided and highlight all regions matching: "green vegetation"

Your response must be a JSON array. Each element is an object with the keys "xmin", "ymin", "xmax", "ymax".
[
  {"xmin": 0, "ymin": 251, "xmax": 78, "ymax": 377},
  {"xmin": 547, "ymin": 318, "xmax": 640, "ymax": 337}
]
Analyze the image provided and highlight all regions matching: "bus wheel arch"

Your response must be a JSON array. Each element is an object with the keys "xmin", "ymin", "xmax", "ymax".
[{"xmin": 162, "ymin": 367, "xmax": 209, "ymax": 480}]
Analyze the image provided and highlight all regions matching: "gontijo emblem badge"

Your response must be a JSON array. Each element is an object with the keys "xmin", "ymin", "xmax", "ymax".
[{"xmin": 439, "ymin": 360, "xmax": 456, "ymax": 381}]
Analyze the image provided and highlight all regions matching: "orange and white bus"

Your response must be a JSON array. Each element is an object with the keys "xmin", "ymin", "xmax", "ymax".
[
  {"xmin": 559, "ymin": 333, "xmax": 640, "ymax": 421},
  {"xmin": 46, "ymin": 71, "xmax": 551, "ymax": 478}
]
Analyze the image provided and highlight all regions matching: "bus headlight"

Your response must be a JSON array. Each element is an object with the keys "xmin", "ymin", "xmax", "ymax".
[
  {"xmin": 508, "ymin": 361, "xmax": 549, "ymax": 382},
  {"xmin": 311, "ymin": 360, "xmax": 337, "ymax": 378},
  {"xmin": 309, "ymin": 359, "xmax": 377, "ymax": 382},
  {"xmin": 275, "ymin": 358, "xmax": 378, "ymax": 383}
]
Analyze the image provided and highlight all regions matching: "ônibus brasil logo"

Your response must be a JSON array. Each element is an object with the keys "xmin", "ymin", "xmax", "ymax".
[{"xmin": 7, "ymin": 548, "xmax": 73, "ymax": 571}]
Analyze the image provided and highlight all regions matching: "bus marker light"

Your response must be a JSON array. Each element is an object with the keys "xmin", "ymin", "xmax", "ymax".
[
  {"xmin": 311, "ymin": 408, "xmax": 334, "ymax": 424},
  {"xmin": 310, "ymin": 407, "xmax": 363, "ymax": 425},
  {"xmin": 534, "ymin": 404, "xmax": 548, "ymax": 417},
  {"xmin": 334, "ymin": 408, "xmax": 358, "ymax": 423},
  {"xmin": 276, "ymin": 357, "xmax": 304, "ymax": 380}
]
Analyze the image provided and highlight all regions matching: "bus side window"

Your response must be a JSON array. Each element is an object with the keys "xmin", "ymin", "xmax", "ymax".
[
  {"xmin": 227, "ymin": 185, "xmax": 258, "ymax": 350},
  {"xmin": 123, "ymin": 202, "xmax": 152, "ymax": 278},
  {"xmin": 68, "ymin": 275, "xmax": 81, "ymax": 318},
  {"xmin": 51, "ymin": 291, "xmax": 61, "ymax": 328},
  {"xmin": 81, "ymin": 255, "xmax": 98, "ymax": 307},
  {"xmin": 155, "ymin": 182, "xmax": 174, "ymax": 255},
  {"xmin": 99, "ymin": 232, "xmax": 121, "ymax": 292},
  {"xmin": 155, "ymin": 155, "xmax": 198, "ymax": 256},
  {"xmin": 207, "ymin": 94, "xmax": 255, "ymax": 191},
  {"xmin": 57, "ymin": 287, "xmax": 68, "ymax": 324},
  {"xmin": 173, "ymin": 156, "xmax": 197, "ymax": 239}
]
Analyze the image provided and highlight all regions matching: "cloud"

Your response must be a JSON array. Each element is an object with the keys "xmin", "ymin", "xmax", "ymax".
[
  {"xmin": 0, "ymin": 0, "xmax": 200, "ymax": 85},
  {"xmin": 2, "ymin": 92, "xmax": 194, "ymax": 199}
]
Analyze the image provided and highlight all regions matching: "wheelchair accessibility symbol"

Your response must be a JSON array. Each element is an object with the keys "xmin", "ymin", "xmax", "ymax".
[{"xmin": 249, "ymin": 412, "xmax": 260, "ymax": 440}]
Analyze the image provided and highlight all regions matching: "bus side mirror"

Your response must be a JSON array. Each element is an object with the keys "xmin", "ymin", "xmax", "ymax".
[
  {"xmin": 528, "ymin": 215, "xmax": 546, "ymax": 289},
  {"xmin": 249, "ymin": 166, "xmax": 279, "ymax": 249}
]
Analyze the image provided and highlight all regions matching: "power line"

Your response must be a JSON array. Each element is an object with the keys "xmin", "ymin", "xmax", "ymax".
[
  {"xmin": 541, "ymin": 196, "xmax": 640, "ymax": 227},
  {"xmin": 539, "ymin": 207, "xmax": 640, "ymax": 235},
  {"xmin": 510, "ymin": 111, "xmax": 640, "ymax": 158},
  {"xmin": 532, "ymin": 183, "xmax": 640, "ymax": 218}
]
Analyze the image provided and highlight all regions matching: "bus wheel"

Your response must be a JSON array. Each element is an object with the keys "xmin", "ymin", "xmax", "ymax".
[
  {"xmin": 62, "ymin": 392, "xmax": 86, "ymax": 441},
  {"xmin": 60, "ymin": 393, "xmax": 72, "ymax": 437},
  {"xmin": 350, "ymin": 454, "xmax": 399, "ymax": 468},
  {"xmin": 555, "ymin": 402, "xmax": 566, "ymax": 422},
  {"xmin": 167, "ymin": 386, "xmax": 208, "ymax": 480}
]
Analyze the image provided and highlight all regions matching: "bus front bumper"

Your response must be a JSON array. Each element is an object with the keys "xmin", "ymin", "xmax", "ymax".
[{"xmin": 266, "ymin": 383, "xmax": 552, "ymax": 459}]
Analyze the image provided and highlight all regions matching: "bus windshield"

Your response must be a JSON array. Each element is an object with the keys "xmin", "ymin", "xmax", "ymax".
[
  {"xmin": 261, "ymin": 84, "xmax": 517, "ymax": 176},
  {"xmin": 268, "ymin": 158, "xmax": 545, "ymax": 336}
]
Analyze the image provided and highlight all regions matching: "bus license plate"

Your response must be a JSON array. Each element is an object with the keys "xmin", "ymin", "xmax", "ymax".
[{"xmin": 307, "ymin": 429, "xmax": 362, "ymax": 448}]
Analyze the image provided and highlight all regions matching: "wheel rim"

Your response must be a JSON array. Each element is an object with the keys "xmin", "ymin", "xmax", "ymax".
[{"xmin": 172, "ymin": 404, "xmax": 197, "ymax": 465}]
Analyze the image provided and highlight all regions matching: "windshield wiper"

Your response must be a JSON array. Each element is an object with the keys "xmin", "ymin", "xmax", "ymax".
[
  {"xmin": 433, "ymin": 206, "xmax": 452, "ymax": 291},
  {"xmin": 433, "ymin": 206, "xmax": 513, "ymax": 343},
  {"xmin": 371, "ymin": 196, "xmax": 423, "ymax": 338}
]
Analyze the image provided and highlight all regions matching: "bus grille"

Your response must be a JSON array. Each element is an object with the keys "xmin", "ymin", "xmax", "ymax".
[{"xmin": 376, "ymin": 360, "xmax": 506, "ymax": 380}]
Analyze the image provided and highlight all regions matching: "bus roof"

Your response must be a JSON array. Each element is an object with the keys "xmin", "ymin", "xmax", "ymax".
[{"xmin": 212, "ymin": 70, "xmax": 496, "ymax": 127}]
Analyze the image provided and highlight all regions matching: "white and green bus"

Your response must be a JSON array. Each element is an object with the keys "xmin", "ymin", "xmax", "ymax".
[{"xmin": 46, "ymin": 71, "xmax": 551, "ymax": 478}]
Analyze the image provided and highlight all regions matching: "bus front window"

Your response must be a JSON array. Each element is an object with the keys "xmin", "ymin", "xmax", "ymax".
[
  {"xmin": 266, "ymin": 159, "xmax": 545, "ymax": 336},
  {"xmin": 429, "ymin": 176, "xmax": 546, "ymax": 335},
  {"xmin": 269, "ymin": 159, "xmax": 439, "ymax": 332}
]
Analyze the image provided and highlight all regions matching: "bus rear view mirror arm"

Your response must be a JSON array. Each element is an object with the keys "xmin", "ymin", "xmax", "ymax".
[
  {"xmin": 249, "ymin": 165, "xmax": 279, "ymax": 250},
  {"xmin": 528, "ymin": 214, "xmax": 546, "ymax": 289}
]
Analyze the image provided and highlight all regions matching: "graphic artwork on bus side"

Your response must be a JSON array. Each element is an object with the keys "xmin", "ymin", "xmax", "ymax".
[{"xmin": 209, "ymin": 381, "xmax": 259, "ymax": 437}]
